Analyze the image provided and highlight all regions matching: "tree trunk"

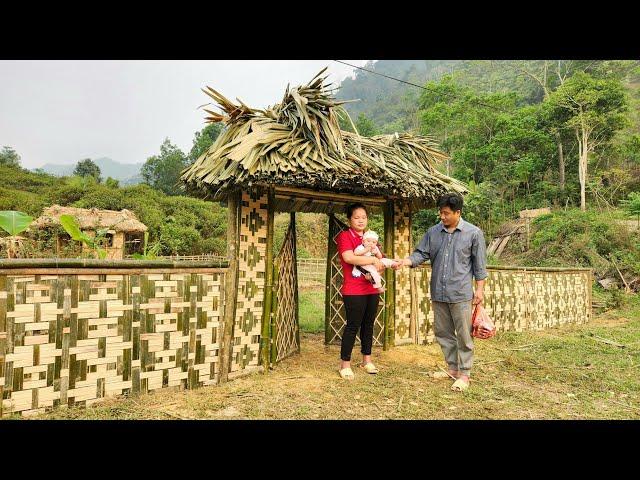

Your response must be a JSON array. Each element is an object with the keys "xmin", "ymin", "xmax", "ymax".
[
  {"xmin": 577, "ymin": 129, "xmax": 588, "ymax": 211},
  {"xmin": 556, "ymin": 131, "xmax": 565, "ymax": 191},
  {"xmin": 444, "ymin": 128, "xmax": 450, "ymax": 176},
  {"xmin": 219, "ymin": 190, "xmax": 240, "ymax": 383}
]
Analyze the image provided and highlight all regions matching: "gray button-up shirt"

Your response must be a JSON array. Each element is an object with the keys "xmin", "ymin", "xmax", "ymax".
[{"xmin": 408, "ymin": 218, "xmax": 488, "ymax": 303}]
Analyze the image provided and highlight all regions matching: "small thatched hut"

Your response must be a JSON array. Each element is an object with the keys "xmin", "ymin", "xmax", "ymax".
[
  {"xmin": 181, "ymin": 68, "xmax": 467, "ymax": 380},
  {"xmin": 32, "ymin": 205, "xmax": 148, "ymax": 259}
]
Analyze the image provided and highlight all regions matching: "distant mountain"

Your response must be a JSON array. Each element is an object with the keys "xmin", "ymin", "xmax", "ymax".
[
  {"xmin": 337, "ymin": 60, "xmax": 463, "ymax": 133},
  {"xmin": 122, "ymin": 174, "xmax": 144, "ymax": 186},
  {"xmin": 37, "ymin": 157, "xmax": 144, "ymax": 184}
]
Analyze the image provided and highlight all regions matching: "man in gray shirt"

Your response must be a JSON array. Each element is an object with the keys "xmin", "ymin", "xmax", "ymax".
[{"xmin": 393, "ymin": 193, "xmax": 488, "ymax": 391}]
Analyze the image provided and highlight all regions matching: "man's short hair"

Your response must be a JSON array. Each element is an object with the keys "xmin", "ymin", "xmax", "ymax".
[{"xmin": 437, "ymin": 193, "xmax": 463, "ymax": 212}]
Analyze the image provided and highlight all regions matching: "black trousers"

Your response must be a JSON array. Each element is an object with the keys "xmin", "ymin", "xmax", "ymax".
[{"xmin": 340, "ymin": 294, "xmax": 380, "ymax": 361}]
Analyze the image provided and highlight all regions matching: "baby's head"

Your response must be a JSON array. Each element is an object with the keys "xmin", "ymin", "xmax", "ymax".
[{"xmin": 362, "ymin": 230, "xmax": 379, "ymax": 248}]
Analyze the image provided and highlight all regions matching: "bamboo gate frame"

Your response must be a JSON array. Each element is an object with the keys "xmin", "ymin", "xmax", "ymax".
[{"xmin": 225, "ymin": 184, "xmax": 593, "ymax": 372}]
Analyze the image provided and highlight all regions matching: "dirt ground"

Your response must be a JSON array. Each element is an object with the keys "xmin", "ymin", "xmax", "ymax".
[{"xmin": 20, "ymin": 300, "xmax": 640, "ymax": 420}]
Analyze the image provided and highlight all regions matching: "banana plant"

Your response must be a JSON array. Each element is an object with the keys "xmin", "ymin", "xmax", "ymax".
[
  {"xmin": 0, "ymin": 210, "xmax": 34, "ymax": 258},
  {"xmin": 131, "ymin": 231, "xmax": 162, "ymax": 260},
  {"xmin": 59, "ymin": 214, "xmax": 108, "ymax": 259}
]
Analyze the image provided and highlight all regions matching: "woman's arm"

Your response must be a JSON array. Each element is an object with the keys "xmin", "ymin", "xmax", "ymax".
[{"xmin": 353, "ymin": 245, "xmax": 368, "ymax": 256}]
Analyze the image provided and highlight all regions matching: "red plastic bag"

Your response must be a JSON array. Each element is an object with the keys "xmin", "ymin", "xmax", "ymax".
[{"xmin": 471, "ymin": 304, "xmax": 496, "ymax": 339}]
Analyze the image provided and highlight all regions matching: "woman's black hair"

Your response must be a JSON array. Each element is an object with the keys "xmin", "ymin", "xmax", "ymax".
[
  {"xmin": 436, "ymin": 193, "xmax": 464, "ymax": 212},
  {"xmin": 345, "ymin": 202, "xmax": 368, "ymax": 219}
]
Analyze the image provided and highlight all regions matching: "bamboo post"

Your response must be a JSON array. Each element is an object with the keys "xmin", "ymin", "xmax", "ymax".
[
  {"xmin": 383, "ymin": 200, "xmax": 395, "ymax": 350},
  {"xmin": 406, "ymin": 202, "xmax": 416, "ymax": 344},
  {"xmin": 409, "ymin": 269, "xmax": 417, "ymax": 343},
  {"xmin": 587, "ymin": 269, "xmax": 593, "ymax": 323},
  {"xmin": 259, "ymin": 188, "xmax": 275, "ymax": 370},
  {"xmin": 270, "ymin": 263, "xmax": 280, "ymax": 365},
  {"xmin": 219, "ymin": 190, "xmax": 240, "ymax": 383},
  {"xmin": 325, "ymin": 214, "xmax": 335, "ymax": 345},
  {"xmin": 291, "ymin": 212, "xmax": 301, "ymax": 353},
  {"xmin": 0, "ymin": 275, "xmax": 5, "ymax": 417}
]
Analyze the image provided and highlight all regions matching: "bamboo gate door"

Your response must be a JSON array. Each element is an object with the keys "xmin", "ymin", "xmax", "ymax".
[
  {"xmin": 325, "ymin": 214, "xmax": 386, "ymax": 346},
  {"xmin": 269, "ymin": 213, "xmax": 300, "ymax": 364}
]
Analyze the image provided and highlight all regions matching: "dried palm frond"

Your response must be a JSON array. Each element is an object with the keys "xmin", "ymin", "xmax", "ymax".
[{"xmin": 182, "ymin": 69, "xmax": 467, "ymax": 206}]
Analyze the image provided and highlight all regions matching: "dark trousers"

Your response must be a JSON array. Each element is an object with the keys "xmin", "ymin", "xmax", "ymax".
[{"xmin": 340, "ymin": 294, "xmax": 380, "ymax": 361}]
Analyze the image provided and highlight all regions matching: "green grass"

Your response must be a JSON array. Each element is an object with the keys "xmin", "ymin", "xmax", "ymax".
[{"xmin": 298, "ymin": 287, "xmax": 325, "ymax": 333}]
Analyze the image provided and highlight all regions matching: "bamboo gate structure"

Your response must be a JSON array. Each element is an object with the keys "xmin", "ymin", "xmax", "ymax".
[
  {"xmin": 0, "ymin": 70, "xmax": 593, "ymax": 416},
  {"xmin": 180, "ymin": 70, "xmax": 592, "ymax": 376}
]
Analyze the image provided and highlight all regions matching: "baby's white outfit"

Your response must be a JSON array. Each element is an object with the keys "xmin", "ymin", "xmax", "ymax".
[{"xmin": 352, "ymin": 244, "xmax": 395, "ymax": 288}]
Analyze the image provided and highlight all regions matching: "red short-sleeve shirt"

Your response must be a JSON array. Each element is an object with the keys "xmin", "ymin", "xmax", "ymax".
[{"xmin": 336, "ymin": 228, "xmax": 384, "ymax": 296}]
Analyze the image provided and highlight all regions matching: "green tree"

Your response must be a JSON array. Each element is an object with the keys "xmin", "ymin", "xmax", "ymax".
[
  {"xmin": 73, "ymin": 158, "xmax": 102, "ymax": 182},
  {"xmin": 188, "ymin": 123, "xmax": 223, "ymax": 163},
  {"xmin": 419, "ymin": 76, "xmax": 474, "ymax": 175},
  {"xmin": 141, "ymin": 138, "xmax": 188, "ymax": 196},
  {"xmin": 503, "ymin": 60, "xmax": 638, "ymax": 193},
  {"xmin": 621, "ymin": 192, "xmax": 640, "ymax": 227},
  {"xmin": 0, "ymin": 146, "xmax": 21, "ymax": 168},
  {"xmin": 354, "ymin": 113, "xmax": 379, "ymax": 137},
  {"xmin": 104, "ymin": 177, "xmax": 120, "ymax": 188},
  {"xmin": 547, "ymin": 72, "xmax": 628, "ymax": 211}
]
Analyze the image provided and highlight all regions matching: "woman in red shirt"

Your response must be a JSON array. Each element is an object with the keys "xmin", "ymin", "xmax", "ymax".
[{"xmin": 336, "ymin": 203, "xmax": 387, "ymax": 380}]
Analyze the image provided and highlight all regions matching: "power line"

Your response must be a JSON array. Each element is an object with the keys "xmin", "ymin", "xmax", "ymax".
[{"xmin": 333, "ymin": 60, "xmax": 511, "ymax": 113}]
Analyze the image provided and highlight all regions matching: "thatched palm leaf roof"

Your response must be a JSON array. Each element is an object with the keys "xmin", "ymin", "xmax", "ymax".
[
  {"xmin": 32, "ymin": 206, "xmax": 148, "ymax": 233},
  {"xmin": 182, "ymin": 69, "xmax": 467, "ymax": 206}
]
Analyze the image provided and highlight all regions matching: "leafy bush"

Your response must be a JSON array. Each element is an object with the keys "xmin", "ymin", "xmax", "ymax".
[
  {"xmin": 158, "ymin": 222, "xmax": 201, "ymax": 255},
  {"xmin": 0, "ymin": 188, "xmax": 49, "ymax": 216},
  {"xmin": 73, "ymin": 185, "xmax": 125, "ymax": 210},
  {"xmin": 521, "ymin": 209, "xmax": 640, "ymax": 282}
]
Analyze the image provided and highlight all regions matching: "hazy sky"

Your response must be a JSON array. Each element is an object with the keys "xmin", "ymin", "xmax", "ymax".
[{"xmin": 0, "ymin": 60, "xmax": 369, "ymax": 169}]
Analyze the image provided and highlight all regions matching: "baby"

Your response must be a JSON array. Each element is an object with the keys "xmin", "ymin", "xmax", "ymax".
[{"xmin": 352, "ymin": 230, "xmax": 395, "ymax": 293}]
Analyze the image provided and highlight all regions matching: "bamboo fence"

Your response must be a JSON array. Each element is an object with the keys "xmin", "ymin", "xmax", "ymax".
[{"xmin": 0, "ymin": 259, "xmax": 229, "ymax": 417}]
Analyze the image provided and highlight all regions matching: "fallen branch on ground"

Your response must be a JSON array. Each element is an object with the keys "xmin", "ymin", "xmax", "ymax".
[
  {"xmin": 587, "ymin": 334, "xmax": 626, "ymax": 348},
  {"xmin": 438, "ymin": 365, "xmax": 458, "ymax": 380},
  {"xmin": 507, "ymin": 343, "xmax": 536, "ymax": 351},
  {"xmin": 495, "ymin": 344, "xmax": 537, "ymax": 352},
  {"xmin": 476, "ymin": 359, "xmax": 505, "ymax": 366},
  {"xmin": 158, "ymin": 410, "xmax": 192, "ymax": 420},
  {"xmin": 610, "ymin": 399, "xmax": 640, "ymax": 412},
  {"xmin": 609, "ymin": 256, "xmax": 632, "ymax": 294}
]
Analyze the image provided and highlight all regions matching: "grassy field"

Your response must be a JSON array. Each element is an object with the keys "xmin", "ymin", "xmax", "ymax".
[
  {"xmin": 299, "ymin": 286, "xmax": 325, "ymax": 333},
  {"xmin": 7, "ymin": 289, "xmax": 640, "ymax": 420}
]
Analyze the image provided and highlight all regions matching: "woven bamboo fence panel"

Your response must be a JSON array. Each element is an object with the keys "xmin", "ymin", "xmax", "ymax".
[
  {"xmin": 393, "ymin": 201, "xmax": 412, "ymax": 342},
  {"xmin": 272, "ymin": 219, "xmax": 300, "ymax": 363},
  {"xmin": 230, "ymin": 190, "xmax": 268, "ymax": 373},
  {"xmin": 0, "ymin": 270, "xmax": 225, "ymax": 417},
  {"xmin": 413, "ymin": 265, "xmax": 592, "ymax": 345},
  {"xmin": 325, "ymin": 215, "xmax": 385, "ymax": 346}
]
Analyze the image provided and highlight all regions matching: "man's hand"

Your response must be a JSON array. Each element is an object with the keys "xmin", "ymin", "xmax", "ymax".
[
  {"xmin": 392, "ymin": 258, "xmax": 410, "ymax": 270},
  {"xmin": 473, "ymin": 287, "xmax": 484, "ymax": 305}
]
